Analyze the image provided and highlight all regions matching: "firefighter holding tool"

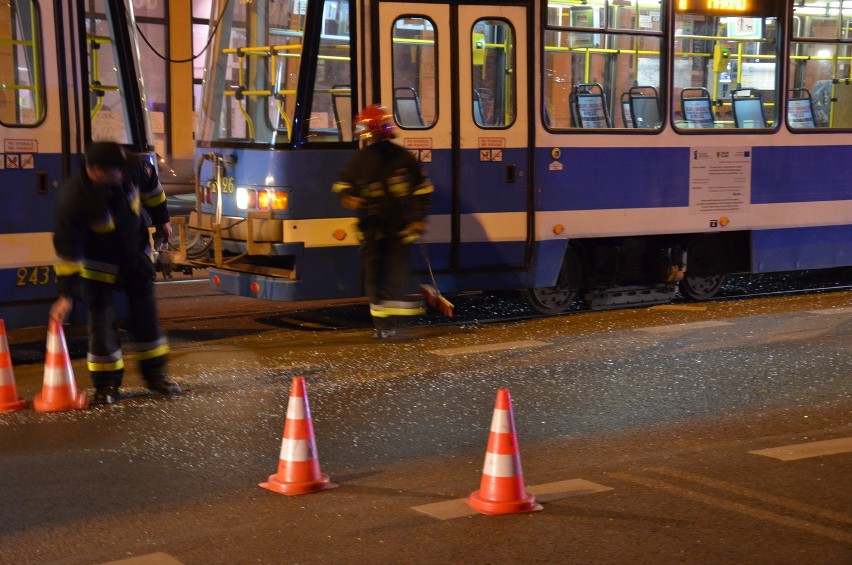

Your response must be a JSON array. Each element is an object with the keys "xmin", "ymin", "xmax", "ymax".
[{"xmin": 332, "ymin": 104, "xmax": 434, "ymax": 338}]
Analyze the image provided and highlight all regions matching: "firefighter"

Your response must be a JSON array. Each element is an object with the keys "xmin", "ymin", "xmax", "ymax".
[
  {"xmin": 49, "ymin": 142, "xmax": 182, "ymax": 405},
  {"xmin": 332, "ymin": 104, "xmax": 434, "ymax": 338}
]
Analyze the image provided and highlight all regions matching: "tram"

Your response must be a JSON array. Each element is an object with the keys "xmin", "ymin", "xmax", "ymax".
[
  {"xmin": 192, "ymin": 0, "xmax": 852, "ymax": 313},
  {"xmin": 0, "ymin": 0, "xmax": 157, "ymax": 329}
]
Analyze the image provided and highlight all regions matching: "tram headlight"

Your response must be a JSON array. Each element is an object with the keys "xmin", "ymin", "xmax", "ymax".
[{"xmin": 236, "ymin": 187, "xmax": 250, "ymax": 209}]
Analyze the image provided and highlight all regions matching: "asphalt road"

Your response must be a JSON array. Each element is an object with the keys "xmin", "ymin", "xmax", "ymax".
[{"xmin": 0, "ymin": 283, "xmax": 850, "ymax": 564}]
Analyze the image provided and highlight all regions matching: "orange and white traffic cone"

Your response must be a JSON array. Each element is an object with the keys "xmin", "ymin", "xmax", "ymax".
[
  {"xmin": 259, "ymin": 376, "xmax": 338, "ymax": 495},
  {"xmin": 33, "ymin": 319, "xmax": 88, "ymax": 412},
  {"xmin": 0, "ymin": 319, "xmax": 26, "ymax": 413},
  {"xmin": 466, "ymin": 388, "xmax": 542, "ymax": 515}
]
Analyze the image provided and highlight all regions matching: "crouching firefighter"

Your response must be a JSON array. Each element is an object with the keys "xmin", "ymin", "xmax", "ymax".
[
  {"xmin": 50, "ymin": 142, "xmax": 183, "ymax": 405},
  {"xmin": 332, "ymin": 104, "xmax": 434, "ymax": 338}
]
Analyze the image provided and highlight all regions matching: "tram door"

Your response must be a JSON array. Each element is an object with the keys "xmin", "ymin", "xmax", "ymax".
[{"xmin": 377, "ymin": 3, "xmax": 530, "ymax": 270}]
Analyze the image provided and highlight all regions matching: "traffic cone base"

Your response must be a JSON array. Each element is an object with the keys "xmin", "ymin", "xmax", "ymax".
[
  {"xmin": 0, "ymin": 397, "xmax": 26, "ymax": 413},
  {"xmin": 260, "ymin": 472, "xmax": 337, "ymax": 496},
  {"xmin": 33, "ymin": 387, "xmax": 89, "ymax": 412},
  {"xmin": 0, "ymin": 319, "xmax": 26, "ymax": 413},
  {"xmin": 467, "ymin": 486, "xmax": 542, "ymax": 515},
  {"xmin": 33, "ymin": 319, "xmax": 89, "ymax": 412}
]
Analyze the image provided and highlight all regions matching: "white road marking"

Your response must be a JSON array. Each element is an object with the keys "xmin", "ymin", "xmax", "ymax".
[
  {"xmin": 636, "ymin": 320, "xmax": 732, "ymax": 334},
  {"xmin": 749, "ymin": 437, "xmax": 852, "ymax": 461},
  {"xmin": 429, "ymin": 339, "xmax": 550, "ymax": 356},
  {"xmin": 411, "ymin": 479, "xmax": 612, "ymax": 520},
  {"xmin": 648, "ymin": 467, "xmax": 852, "ymax": 526},
  {"xmin": 611, "ymin": 471, "xmax": 852, "ymax": 544}
]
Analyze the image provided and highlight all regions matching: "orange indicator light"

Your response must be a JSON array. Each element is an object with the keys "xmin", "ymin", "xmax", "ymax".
[
  {"xmin": 257, "ymin": 190, "xmax": 270, "ymax": 210},
  {"xmin": 271, "ymin": 192, "xmax": 288, "ymax": 210}
]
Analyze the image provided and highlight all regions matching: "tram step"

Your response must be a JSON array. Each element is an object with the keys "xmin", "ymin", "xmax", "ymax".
[{"xmin": 586, "ymin": 284, "xmax": 677, "ymax": 310}]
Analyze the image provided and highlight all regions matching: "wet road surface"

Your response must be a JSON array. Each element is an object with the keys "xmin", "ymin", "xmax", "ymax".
[{"xmin": 0, "ymin": 281, "xmax": 850, "ymax": 564}]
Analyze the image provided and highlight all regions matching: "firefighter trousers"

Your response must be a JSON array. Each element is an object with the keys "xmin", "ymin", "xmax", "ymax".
[
  {"xmin": 361, "ymin": 234, "xmax": 424, "ymax": 330},
  {"xmin": 81, "ymin": 265, "xmax": 168, "ymax": 388}
]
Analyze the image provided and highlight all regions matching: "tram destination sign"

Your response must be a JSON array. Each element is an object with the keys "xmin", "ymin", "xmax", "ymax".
[{"xmin": 676, "ymin": 0, "xmax": 775, "ymax": 17}]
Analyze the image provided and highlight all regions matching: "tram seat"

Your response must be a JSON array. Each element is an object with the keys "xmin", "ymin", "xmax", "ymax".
[
  {"xmin": 731, "ymin": 88, "xmax": 767, "ymax": 128},
  {"xmin": 332, "ymin": 84, "xmax": 352, "ymax": 142},
  {"xmin": 680, "ymin": 87, "xmax": 716, "ymax": 128},
  {"xmin": 787, "ymin": 88, "xmax": 815, "ymax": 128},
  {"xmin": 620, "ymin": 92, "xmax": 634, "ymax": 128},
  {"xmin": 627, "ymin": 85, "xmax": 661, "ymax": 128},
  {"xmin": 571, "ymin": 83, "xmax": 611, "ymax": 128},
  {"xmin": 393, "ymin": 86, "xmax": 425, "ymax": 128}
]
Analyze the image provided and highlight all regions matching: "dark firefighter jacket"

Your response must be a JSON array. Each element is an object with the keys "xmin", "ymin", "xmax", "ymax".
[
  {"xmin": 53, "ymin": 156, "xmax": 169, "ymax": 297},
  {"xmin": 332, "ymin": 140, "xmax": 433, "ymax": 237}
]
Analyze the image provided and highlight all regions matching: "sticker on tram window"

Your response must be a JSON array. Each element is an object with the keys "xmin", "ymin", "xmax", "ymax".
[{"xmin": 16, "ymin": 266, "xmax": 53, "ymax": 287}]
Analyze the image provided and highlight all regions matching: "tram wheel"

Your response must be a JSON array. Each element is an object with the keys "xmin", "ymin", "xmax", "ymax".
[
  {"xmin": 523, "ymin": 247, "xmax": 583, "ymax": 315},
  {"xmin": 679, "ymin": 236, "xmax": 727, "ymax": 300}
]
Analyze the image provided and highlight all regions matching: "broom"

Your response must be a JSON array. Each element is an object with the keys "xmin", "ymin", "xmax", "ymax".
[{"xmin": 419, "ymin": 242, "xmax": 454, "ymax": 317}]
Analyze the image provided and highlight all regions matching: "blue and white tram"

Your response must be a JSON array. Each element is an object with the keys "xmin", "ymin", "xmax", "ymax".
[
  {"xmin": 193, "ymin": 0, "xmax": 852, "ymax": 313},
  {"xmin": 0, "ymin": 0, "xmax": 156, "ymax": 329}
]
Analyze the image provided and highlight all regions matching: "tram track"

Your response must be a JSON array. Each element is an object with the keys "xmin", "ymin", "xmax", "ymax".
[{"xmin": 154, "ymin": 267, "xmax": 852, "ymax": 331}]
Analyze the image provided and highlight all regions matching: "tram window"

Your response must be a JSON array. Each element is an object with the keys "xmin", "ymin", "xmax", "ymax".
[
  {"xmin": 471, "ymin": 19, "xmax": 516, "ymax": 128},
  {"xmin": 86, "ymin": 1, "xmax": 139, "ymax": 144},
  {"xmin": 0, "ymin": 0, "xmax": 45, "ymax": 127},
  {"xmin": 610, "ymin": 0, "xmax": 662, "ymax": 33},
  {"xmin": 391, "ymin": 17, "xmax": 436, "ymax": 129},
  {"xmin": 543, "ymin": 0, "xmax": 662, "ymax": 131},
  {"xmin": 306, "ymin": 1, "xmax": 353, "ymax": 142},
  {"xmin": 788, "ymin": 1, "xmax": 852, "ymax": 129},
  {"xmin": 197, "ymin": 1, "xmax": 348, "ymax": 145},
  {"xmin": 673, "ymin": 9, "xmax": 779, "ymax": 132}
]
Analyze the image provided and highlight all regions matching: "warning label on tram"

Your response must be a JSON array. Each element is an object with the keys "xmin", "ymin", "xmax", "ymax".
[
  {"xmin": 4, "ymin": 139, "xmax": 38, "ymax": 153},
  {"xmin": 689, "ymin": 147, "xmax": 751, "ymax": 215},
  {"xmin": 404, "ymin": 138, "xmax": 432, "ymax": 149},
  {"xmin": 404, "ymin": 138, "xmax": 433, "ymax": 162}
]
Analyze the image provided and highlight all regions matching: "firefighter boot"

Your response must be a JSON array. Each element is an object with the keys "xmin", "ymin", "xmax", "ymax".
[
  {"xmin": 145, "ymin": 374, "xmax": 183, "ymax": 396},
  {"xmin": 141, "ymin": 358, "xmax": 183, "ymax": 396},
  {"xmin": 92, "ymin": 370, "xmax": 123, "ymax": 406},
  {"xmin": 371, "ymin": 316, "xmax": 397, "ymax": 339}
]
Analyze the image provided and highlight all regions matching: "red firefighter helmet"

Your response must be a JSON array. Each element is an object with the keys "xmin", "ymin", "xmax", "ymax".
[{"xmin": 353, "ymin": 104, "xmax": 396, "ymax": 140}]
